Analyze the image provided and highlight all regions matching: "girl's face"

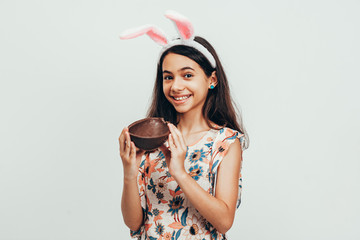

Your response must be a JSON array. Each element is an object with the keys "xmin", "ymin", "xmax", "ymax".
[{"xmin": 162, "ymin": 53, "xmax": 217, "ymax": 115}]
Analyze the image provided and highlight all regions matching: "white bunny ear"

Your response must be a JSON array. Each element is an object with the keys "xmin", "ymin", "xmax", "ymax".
[
  {"xmin": 164, "ymin": 10, "xmax": 194, "ymax": 40},
  {"xmin": 120, "ymin": 24, "xmax": 168, "ymax": 46}
]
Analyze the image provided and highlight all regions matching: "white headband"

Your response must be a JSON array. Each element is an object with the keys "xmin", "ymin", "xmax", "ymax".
[{"xmin": 119, "ymin": 10, "xmax": 217, "ymax": 68}]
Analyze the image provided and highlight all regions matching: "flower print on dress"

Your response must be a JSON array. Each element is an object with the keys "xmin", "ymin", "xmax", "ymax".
[
  {"xmin": 161, "ymin": 159, "xmax": 167, "ymax": 168},
  {"xmin": 189, "ymin": 149, "xmax": 206, "ymax": 164},
  {"xmin": 138, "ymin": 162, "xmax": 146, "ymax": 197},
  {"xmin": 204, "ymin": 221, "xmax": 212, "ymax": 235},
  {"xmin": 156, "ymin": 191, "xmax": 167, "ymax": 204},
  {"xmin": 204, "ymin": 137, "xmax": 214, "ymax": 149},
  {"xmin": 156, "ymin": 178, "xmax": 167, "ymax": 193},
  {"xmin": 164, "ymin": 232, "xmax": 172, "ymax": 240},
  {"xmin": 188, "ymin": 164, "xmax": 204, "ymax": 181},
  {"xmin": 144, "ymin": 154, "xmax": 158, "ymax": 177},
  {"xmin": 167, "ymin": 196, "xmax": 184, "ymax": 216},
  {"xmin": 165, "ymin": 171, "xmax": 175, "ymax": 183},
  {"xmin": 214, "ymin": 140, "xmax": 230, "ymax": 157},
  {"xmin": 148, "ymin": 178, "xmax": 157, "ymax": 194},
  {"xmin": 157, "ymin": 150, "xmax": 165, "ymax": 160},
  {"xmin": 152, "ymin": 208, "xmax": 165, "ymax": 222},
  {"xmin": 157, "ymin": 157, "xmax": 167, "ymax": 173},
  {"xmin": 154, "ymin": 222, "xmax": 165, "ymax": 236},
  {"xmin": 182, "ymin": 214, "xmax": 207, "ymax": 240},
  {"xmin": 213, "ymin": 128, "xmax": 239, "ymax": 158}
]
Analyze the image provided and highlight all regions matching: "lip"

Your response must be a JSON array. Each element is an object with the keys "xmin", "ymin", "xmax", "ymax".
[
  {"xmin": 171, "ymin": 94, "xmax": 192, "ymax": 98},
  {"xmin": 170, "ymin": 94, "xmax": 192, "ymax": 104}
]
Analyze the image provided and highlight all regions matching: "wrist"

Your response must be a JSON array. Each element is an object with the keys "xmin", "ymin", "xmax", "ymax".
[
  {"xmin": 122, "ymin": 165, "xmax": 139, "ymax": 181},
  {"xmin": 172, "ymin": 169, "xmax": 188, "ymax": 182},
  {"xmin": 123, "ymin": 175, "xmax": 138, "ymax": 184}
]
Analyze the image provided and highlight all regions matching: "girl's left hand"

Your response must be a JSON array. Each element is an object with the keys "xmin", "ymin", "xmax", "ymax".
[{"xmin": 159, "ymin": 123, "xmax": 187, "ymax": 179}]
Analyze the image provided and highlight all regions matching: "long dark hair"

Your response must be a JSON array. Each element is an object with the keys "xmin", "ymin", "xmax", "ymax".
[{"xmin": 147, "ymin": 36, "xmax": 249, "ymax": 150}]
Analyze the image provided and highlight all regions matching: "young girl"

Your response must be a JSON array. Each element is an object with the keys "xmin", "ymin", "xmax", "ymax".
[{"xmin": 119, "ymin": 11, "xmax": 249, "ymax": 240}]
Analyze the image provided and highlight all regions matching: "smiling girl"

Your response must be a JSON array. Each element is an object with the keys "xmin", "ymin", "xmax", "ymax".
[{"xmin": 119, "ymin": 11, "xmax": 249, "ymax": 240}]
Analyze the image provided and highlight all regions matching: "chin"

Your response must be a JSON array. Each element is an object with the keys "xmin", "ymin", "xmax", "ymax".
[{"xmin": 172, "ymin": 106, "xmax": 190, "ymax": 114}]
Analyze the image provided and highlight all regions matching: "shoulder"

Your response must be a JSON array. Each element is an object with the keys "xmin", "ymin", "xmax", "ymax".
[
  {"xmin": 213, "ymin": 127, "xmax": 244, "ymax": 151},
  {"xmin": 209, "ymin": 127, "xmax": 243, "ymax": 173}
]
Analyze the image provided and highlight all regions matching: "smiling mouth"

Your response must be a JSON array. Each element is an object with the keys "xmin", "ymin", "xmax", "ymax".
[{"xmin": 172, "ymin": 94, "xmax": 192, "ymax": 101}]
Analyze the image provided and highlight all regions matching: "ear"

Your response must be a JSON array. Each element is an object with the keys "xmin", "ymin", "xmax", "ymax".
[
  {"xmin": 120, "ymin": 24, "xmax": 168, "ymax": 46},
  {"xmin": 209, "ymin": 71, "xmax": 218, "ymax": 87},
  {"xmin": 164, "ymin": 10, "xmax": 194, "ymax": 40}
]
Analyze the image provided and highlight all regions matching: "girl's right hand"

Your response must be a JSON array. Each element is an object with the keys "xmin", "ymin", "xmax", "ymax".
[{"xmin": 119, "ymin": 127, "xmax": 145, "ymax": 180}]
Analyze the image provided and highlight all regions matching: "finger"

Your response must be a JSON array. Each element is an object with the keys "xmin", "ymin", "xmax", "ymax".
[
  {"xmin": 119, "ymin": 127, "xmax": 128, "ymax": 153},
  {"xmin": 170, "ymin": 124, "xmax": 187, "ymax": 149},
  {"xmin": 169, "ymin": 133, "xmax": 176, "ymax": 149},
  {"xmin": 130, "ymin": 142, "xmax": 136, "ymax": 159},
  {"xmin": 169, "ymin": 124, "xmax": 183, "ymax": 149},
  {"xmin": 167, "ymin": 124, "xmax": 177, "ymax": 142},
  {"xmin": 124, "ymin": 131, "xmax": 131, "ymax": 156},
  {"xmin": 159, "ymin": 144, "xmax": 171, "ymax": 166}
]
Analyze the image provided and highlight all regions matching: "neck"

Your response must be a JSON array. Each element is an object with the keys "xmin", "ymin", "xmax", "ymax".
[{"xmin": 177, "ymin": 110, "xmax": 210, "ymax": 136}]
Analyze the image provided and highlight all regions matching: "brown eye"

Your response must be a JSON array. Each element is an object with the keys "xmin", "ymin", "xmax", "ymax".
[{"xmin": 184, "ymin": 73, "xmax": 193, "ymax": 78}]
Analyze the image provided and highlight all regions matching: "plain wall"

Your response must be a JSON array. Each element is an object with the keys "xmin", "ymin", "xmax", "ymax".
[{"xmin": 0, "ymin": 0, "xmax": 359, "ymax": 239}]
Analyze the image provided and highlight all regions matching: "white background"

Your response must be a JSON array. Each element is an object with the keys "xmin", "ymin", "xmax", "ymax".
[{"xmin": 1, "ymin": 0, "xmax": 359, "ymax": 239}]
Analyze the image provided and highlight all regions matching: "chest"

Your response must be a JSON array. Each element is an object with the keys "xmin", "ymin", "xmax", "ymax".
[
  {"xmin": 183, "ymin": 131, "xmax": 209, "ymax": 146},
  {"xmin": 142, "ymin": 140, "xmax": 215, "ymax": 198}
]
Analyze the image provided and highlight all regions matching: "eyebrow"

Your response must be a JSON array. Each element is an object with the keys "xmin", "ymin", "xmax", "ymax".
[{"xmin": 163, "ymin": 66, "xmax": 195, "ymax": 74}]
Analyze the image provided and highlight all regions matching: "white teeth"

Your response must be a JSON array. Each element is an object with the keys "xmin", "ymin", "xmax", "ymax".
[{"xmin": 174, "ymin": 95, "xmax": 190, "ymax": 101}]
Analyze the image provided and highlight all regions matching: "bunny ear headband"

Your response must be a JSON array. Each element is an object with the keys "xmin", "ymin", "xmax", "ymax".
[{"xmin": 119, "ymin": 10, "xmax": 216, "ymax": 68}]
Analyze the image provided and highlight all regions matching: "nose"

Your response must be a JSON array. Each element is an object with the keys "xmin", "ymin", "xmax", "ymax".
[{"xmin": 171, "ymin": 76, "xmax": 185, "ymax": 92}]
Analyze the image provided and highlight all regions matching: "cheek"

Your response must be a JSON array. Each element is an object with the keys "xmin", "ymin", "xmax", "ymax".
[
  {"xmin": 191, "ymin": 82, "xmax": 209, "ymax": 95},
  {"xmin": 162, "ymin": 82, "xmax": 170, "ymax": 96}
]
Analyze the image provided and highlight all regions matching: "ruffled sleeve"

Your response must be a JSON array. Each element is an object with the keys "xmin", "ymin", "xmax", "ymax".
[
  {"xmin": 209, "ymin": 127, "xmax": 245, "ymax": 208},
  {"xmin": 129, "ymin": 154, "xmax": 147, "ymax": 239}
]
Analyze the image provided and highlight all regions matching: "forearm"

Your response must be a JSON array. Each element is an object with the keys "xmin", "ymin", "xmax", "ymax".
[
  {"xmin": 174, "ymin": 172, "xmax": 237, "ymax": 234},
  {"xmin": 121, "ymin": 177, "xmax": 143, "ymax": 231}
]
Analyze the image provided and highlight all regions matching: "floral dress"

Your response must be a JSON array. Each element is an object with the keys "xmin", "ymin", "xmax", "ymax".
[{"xmin": 130, "ymin": 127, "xmax": 245, "ymax": 240}]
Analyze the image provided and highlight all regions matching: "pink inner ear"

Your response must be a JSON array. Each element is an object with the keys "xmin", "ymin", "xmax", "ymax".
[
  {"xmin": 120, "ymin": 25, "xmax": 168, "ymax": 46},
  {"xmin": 165, "ymin": 11, "xmax": 194, "ymax": 40},
  {"xmin": 174, "ymin": 20, "xmax": 193, "ymax": 39},
  {"xmin": 120, "ymin": 26, "xmax": 150, "ymax": 39},
  {"xmin": 147, "ymin": 27, "xmax": 168, "ymax": 46}
]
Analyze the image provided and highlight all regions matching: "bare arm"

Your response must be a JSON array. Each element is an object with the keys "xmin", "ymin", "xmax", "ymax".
[
  {"xmin": 161, "ymin": 124, "xmax": 242, "ymax": 234},
  {"xmin": 119, "ymin": 128, "xmax": 145, "ymax": 231},
  {"xmin": 121, "ymin": 177, "xmax": 143, "ymax": 231}
]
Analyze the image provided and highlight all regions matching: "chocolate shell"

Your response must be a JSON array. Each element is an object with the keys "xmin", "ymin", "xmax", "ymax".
[{"xmin": 128, "ymin": 117, "xmax": 170, "ymax": 151}]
